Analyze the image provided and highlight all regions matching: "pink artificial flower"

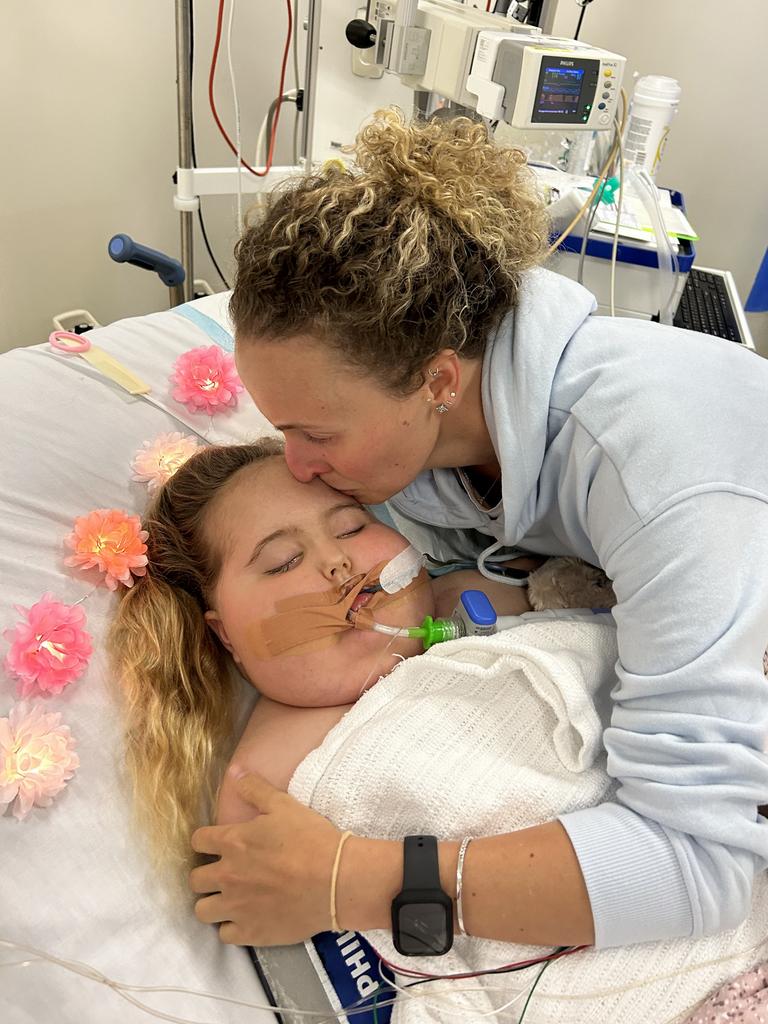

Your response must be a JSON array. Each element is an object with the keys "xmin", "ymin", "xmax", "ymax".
[
  {"xmin": 64, "ymin": 508, "xmax": 148, "ymax": 591},
  {"xmin": 3, "ymin": 594, "xmax": 92, "ymax": 697},
  {"xmin": 131, "ymin": 432, "xmax": 200, "ymax": 493},
  {"xmin": 169, "ymin": 345, "xmax": 244, "ymax": 414},
  {"xmin": 0, "ymin": 702, "xmax": 79, "ymax": 821}
]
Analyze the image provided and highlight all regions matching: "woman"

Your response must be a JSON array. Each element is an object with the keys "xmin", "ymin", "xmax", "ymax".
[{"xmin": 189, "ymin": 109, "xmax": 768, "ymax": 953}]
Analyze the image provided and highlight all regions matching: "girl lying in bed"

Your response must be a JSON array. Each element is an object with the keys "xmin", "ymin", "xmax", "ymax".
[{"xmin": 108, "ymin": 439, "xmax": 540, "ymax": 879}]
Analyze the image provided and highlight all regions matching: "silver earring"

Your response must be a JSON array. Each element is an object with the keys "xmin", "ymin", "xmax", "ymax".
[
  {"xmin": 449, "ymin": 391, "xmax": 456, "ymax": 399},
  {"xmin": 428, "ymin": 368, "xmax": 440, "ymax": 377},
  {"xmin": 435, "ymin": 403, "xmax": 450, "ymax": 414}
]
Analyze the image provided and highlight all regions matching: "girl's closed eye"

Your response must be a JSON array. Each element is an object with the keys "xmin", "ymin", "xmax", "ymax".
[
  {"xmin": 337, "ymin": 525, "xmax": 365, "ymax": 538},
  {"xmin": 303, "ymin": 433, "xmax": 331, "ymax": 445},
  {"xmin": 264, "ymin": 551, "xmax": 303, "ymax": 575}
]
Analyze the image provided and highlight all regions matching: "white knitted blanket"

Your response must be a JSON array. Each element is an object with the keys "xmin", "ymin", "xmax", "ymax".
[{"xmin": 289, "ymin": 620, "xmax": 768, "ymax": 1024}]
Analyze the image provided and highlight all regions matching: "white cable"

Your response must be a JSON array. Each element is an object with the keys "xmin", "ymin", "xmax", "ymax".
[
  {"xmin": 0, "ymin": 937, "xmax": 361, "ymax": 1021},
  {"xmin": 0, "ymin": 936, "xmax": 531, "ymax": 1024},
  {"xmin": 609, "ymin": 113, "xmax": 624, "ymax": 318},
  {"xmin": 226, "ymin": 0, "xmax": 244, "ymax": 235},
  {"xmin": 476, "ymin": 540, "xmax": 528, "ymax": 588},
  {"xmin": 376, "ymin": 958, "xmax": 538, "ymax": 1021}
]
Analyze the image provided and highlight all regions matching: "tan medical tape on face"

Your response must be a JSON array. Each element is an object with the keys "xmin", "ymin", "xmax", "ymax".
[{"xmin": 245, "ymin": 560, "xmax": 429, "ymax": 659}]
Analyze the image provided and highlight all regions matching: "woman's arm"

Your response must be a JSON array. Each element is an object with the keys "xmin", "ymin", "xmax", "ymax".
[
  {"xmin": 337, "ymin": 824, "xmax": 595, "ymax": 945},
  {"xmin": 216, "ymin": 697, "xmax": 351, "ymax": 825},
  {"xmin": 192, "ymin": 774, "xmax": 596, "ymax": 947}
]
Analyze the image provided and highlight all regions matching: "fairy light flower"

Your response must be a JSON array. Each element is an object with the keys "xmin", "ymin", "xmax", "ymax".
[
  {"xmin": 64, "ymin": 509, "xmax": 148, "ymax": 591},
  {"xmin": 4, "ymin": 594, "xmax": 92, "ymax": 697},
  {"xmin": 169, "ymin": 345, "xmax": 244, "ymax": 414},
  {"xmin": 131, "ymin": 432, "xmax": 200, "ymax": 493},
  {"xmin": 0, "ymin": 703, "xmax": 79, "ymax": 821}
]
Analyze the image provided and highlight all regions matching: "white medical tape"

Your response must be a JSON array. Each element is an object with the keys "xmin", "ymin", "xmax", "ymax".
[{"xmin": 379, "ymin": 544, "xmax": 426, "ymax": 594}]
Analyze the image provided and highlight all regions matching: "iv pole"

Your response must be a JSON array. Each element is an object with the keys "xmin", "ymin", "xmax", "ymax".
[{"xmin": 172, "ymin": 0, "xmax": 323, "ymax": 297}]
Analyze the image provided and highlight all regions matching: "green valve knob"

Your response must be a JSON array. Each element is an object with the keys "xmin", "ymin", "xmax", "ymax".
[
  {"xmin": 417, "ymin": 616, "xmax": 461, "ymax": 651},
  {"xmin": 599, "ymin": 176, "xmax": 621, "ymax": 203}
]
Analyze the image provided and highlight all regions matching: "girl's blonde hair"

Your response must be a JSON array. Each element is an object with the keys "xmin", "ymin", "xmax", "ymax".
[
  {"xmin": 107, "ymin": 438, "xmax": 284, "ymax": 884},
  {"xmin": 230, "ymin": 107, "xmax": 550, "ymax": 393}
]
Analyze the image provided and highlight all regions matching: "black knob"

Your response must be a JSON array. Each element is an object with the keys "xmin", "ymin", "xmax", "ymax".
[{"xmin": 345, "ymin": 18, "xmax": 377, "ymax": 49}]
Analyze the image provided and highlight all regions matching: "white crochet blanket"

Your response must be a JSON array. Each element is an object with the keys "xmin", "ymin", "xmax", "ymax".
[{"xmin": 289, "ymin": 620, "xmax": 768, "ymax": 1024}]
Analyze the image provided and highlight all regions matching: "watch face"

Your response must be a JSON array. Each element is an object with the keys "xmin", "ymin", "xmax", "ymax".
[{"xmin": 396, "ymin": 901, "xmax": 450, "ymax": 956}]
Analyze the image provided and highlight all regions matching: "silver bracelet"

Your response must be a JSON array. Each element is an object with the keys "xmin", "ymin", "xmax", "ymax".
[{"xmin": 455, "ymin": 836, "xmax": 473, "ymax": 937}]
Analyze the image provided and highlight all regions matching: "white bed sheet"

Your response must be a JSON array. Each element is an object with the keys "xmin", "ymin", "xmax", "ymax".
[{"xmin": 1, "ymin": 296, "xmax": 282, "ymax": 1023}]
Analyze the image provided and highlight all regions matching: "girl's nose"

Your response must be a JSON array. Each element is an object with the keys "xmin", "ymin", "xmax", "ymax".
[{"xmin": 321, "ymin": 548, "xmax": 352, "ymax": 584}]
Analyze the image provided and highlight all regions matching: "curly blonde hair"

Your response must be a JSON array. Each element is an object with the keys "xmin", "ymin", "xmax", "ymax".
[{"xmin": 230, "ymin": 107, "xmax": 550, "ymax": 393}]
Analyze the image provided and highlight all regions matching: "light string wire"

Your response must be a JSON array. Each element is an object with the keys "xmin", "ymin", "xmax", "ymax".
[
  {"xmin": 0, "ymin": 938, "xmax": 521, "ymax": 1024},
  {"xmin": 4, "ymin": 933, "xmax": 767, "ymax": 1022}
]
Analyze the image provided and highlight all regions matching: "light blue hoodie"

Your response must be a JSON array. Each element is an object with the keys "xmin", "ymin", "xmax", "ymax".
[{"xmin": 388, "ymin": 267, "xmax": 768, "ymax": 948}]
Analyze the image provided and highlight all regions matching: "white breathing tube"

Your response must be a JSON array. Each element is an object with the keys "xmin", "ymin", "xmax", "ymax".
[{"xmin": 628, "ymin": 166, "xmax": 679, "ymax": 325}]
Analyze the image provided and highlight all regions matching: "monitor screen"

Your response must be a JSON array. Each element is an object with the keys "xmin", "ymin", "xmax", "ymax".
[
  {"xmin": 536, "ymin": 66, "xmax": 585, "ymax": 117},
  {"xmin": 530, "ymin": 57, "xmax": 599, "ymax": 124}
]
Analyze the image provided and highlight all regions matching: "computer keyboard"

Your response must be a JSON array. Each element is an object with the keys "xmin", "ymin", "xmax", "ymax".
[{"xmin": 674, "ymin": 268, "xmax": 744, "ymax": 343}]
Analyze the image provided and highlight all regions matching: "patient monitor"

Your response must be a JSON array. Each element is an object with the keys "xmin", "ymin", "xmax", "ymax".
[{"xmin": 347, "ymin": 0, "xmax": 626, "ymax": 129}]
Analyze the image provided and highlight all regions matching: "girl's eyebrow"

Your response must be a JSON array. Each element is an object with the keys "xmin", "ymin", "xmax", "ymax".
[
  {"xmin": 247, "ymin": 504, "xmax": 366, "ymax": 565},
  {"xmin": 247, "ymin": 527, "xmax": 301, "ymax": 566}
]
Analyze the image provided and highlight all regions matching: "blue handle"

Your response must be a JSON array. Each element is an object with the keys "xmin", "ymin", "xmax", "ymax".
[{"xmin": 108, "ymin": 233, "xmax": 185, "ymax": 287}]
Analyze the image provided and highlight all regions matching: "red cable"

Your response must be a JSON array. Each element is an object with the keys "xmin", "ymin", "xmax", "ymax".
[
  {"xmin": 377, "ymin": 944, "xmax": 590, "ymax": 982},
  {"xmin": 208, "ymin": 0, "xmax": 293, "ymax": 177}
]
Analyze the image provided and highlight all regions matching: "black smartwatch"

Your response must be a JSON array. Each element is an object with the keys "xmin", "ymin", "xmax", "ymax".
[{"xmin": 391, "ymin": 835, "xmax": 454, "ymax": 956}]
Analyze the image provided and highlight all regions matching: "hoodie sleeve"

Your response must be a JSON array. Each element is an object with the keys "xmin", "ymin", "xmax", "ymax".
[{"xmin": 558, "ymin": 490, "xmax": 768, "ymax": 947}]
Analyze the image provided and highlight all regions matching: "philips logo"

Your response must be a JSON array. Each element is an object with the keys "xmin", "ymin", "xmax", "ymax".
[{"xmin": 561, "ymin": 59, "xmax": 575, "ymax": 66}]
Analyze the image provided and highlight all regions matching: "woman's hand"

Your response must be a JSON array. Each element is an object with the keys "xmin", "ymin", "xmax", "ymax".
[{"xmin": 190, "ymin": 768, "xmax": 342, "ymax": 946}]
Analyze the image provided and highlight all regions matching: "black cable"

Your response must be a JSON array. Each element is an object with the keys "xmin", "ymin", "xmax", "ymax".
[
  {"xmin": 574, "ymin": 0, "xmax": 595, "ymax": 41},
  {"xmin": 189, "ymin": 0, "xmax": 232, "ymax": 291},
  {"xmin": 517, "ymin": 955, "xmax": 555, "ymax": 1022}
]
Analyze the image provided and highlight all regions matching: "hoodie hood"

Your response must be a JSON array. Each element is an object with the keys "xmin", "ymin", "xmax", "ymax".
[{"xmin": 389, "ymin": 268, "xmax": 596, "ymax": 544}]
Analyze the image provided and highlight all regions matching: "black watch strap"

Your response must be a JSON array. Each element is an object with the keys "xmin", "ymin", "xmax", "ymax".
[{"xmin": 403, "ymin": 835, "xmax": 440, "ymax": 890}]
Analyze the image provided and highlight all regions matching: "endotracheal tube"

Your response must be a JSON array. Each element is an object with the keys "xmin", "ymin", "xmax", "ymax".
[
  {"xmin": 349, "ymin": 589, "xmax": 498, "ymax": 651},
  {"xmin": 353, "ymin": 614, "xmax": 465, "ymax": 650},
  {"xmin": 349, "ymin": 589, "xmax": 608, "ymax": 652}
]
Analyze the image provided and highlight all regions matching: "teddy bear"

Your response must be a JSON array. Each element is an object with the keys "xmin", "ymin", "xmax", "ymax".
[{"xmin": 526, "ymin": 556, "xmax": 616, "ymax": 612}]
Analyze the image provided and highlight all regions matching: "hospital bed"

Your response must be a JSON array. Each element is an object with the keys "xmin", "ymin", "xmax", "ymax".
[
  {"xmin": 0, "ymin": 294, "xmax": 368, "ymax": 1024},
  {"xmin": 3, "ymin": 294, "xmax": 766, "ymax": 1024}
]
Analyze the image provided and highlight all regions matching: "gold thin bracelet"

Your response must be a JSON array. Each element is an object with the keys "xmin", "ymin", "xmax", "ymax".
[{"xmin": 330, "ymin": 831, "xmax": 354, "ymax": 933}]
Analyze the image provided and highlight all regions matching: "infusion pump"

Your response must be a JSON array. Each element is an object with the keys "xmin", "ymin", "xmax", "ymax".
[{"xmin": 347, "ymin": 0, "xmax": 626, "ymax": 130}]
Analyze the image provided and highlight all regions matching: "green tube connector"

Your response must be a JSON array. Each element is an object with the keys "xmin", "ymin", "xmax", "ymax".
[{"xmin": 410, "ymin": 615, "xmax": 463, "ymax": 651}]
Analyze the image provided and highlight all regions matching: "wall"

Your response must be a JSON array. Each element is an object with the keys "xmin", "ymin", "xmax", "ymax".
[{"xmin": 2, "ymin": 1, "xmax": 766, "ymax": 353}]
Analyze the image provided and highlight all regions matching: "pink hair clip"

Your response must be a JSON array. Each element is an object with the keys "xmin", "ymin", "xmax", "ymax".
[
  {"xmin": 169, "ymin": 345, "xmax": 244, "ymax": 414},
  {"xmin": 64, "ymin": 509, "xmax": 148, "ymax": 591},
  {"xmin": 0, "ymin": 703, "xmax": 79, "ymax": 821},
  {"xmin": 3, "ymin": 594, "xmax": 92, "ymax": 697}
]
